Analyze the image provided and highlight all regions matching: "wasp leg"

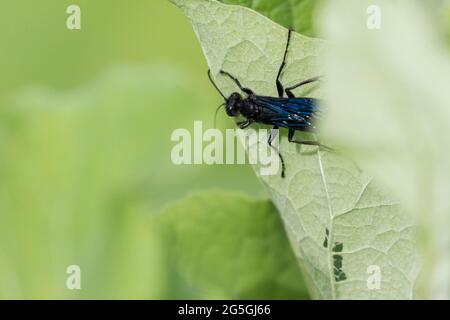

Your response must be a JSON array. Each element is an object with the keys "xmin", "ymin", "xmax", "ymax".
[
  {"xmin": 219, "ymin": 70, "xmax": 254, "ymax": 95},
  {"xmin": 268, "ymin": 126, "xmax": 286, "ymax": 178},
  {"xmin": 276, "ymin": 29, "xmax": 293, "ymax": 98},
  {"xmin": 239, "ymin": 120, "xmax": 253, "ymax": 129},
  {"xmin": 285, "ymin": 76, "xmax": 322, "ymax": 98},
  {"xmin": 288, "ymin": 129, "xmax": 333, "ymax": 151}
]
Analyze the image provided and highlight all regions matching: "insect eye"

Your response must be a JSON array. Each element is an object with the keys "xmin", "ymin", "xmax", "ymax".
[
  {"xmin": 225, "ymin": 103, "xmax": 238, "ymax": 116},
  {"xmin": 225, "ymin": 93, "xmax": 241, "ymax": 116}
]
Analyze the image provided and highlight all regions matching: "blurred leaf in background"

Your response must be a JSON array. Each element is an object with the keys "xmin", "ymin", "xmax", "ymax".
[
  {"xmin": 320, "ymin": 0, "xmax": 450, "ymax": 299},
  {"xmin": 444, "ymin": 0, "xmax": 450, "ymax": 43},
  {"xmin": 154, "ymin": 191, "xmax": 310, "ymax": 299}
]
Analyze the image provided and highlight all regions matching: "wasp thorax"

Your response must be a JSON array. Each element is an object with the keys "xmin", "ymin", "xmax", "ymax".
[
  {"xmin": 240, "ymin": 101, "xmax": 258, "ymax": 118},
  {"xmin": 225, "ymin": 92, "xmax": 243, "ymax": 117}
]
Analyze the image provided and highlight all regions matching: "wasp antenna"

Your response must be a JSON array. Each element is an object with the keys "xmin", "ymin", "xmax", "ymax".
[
  {"xmin": 208, "ymin": 70, "xmax": 227, "ymax": 100},
  {"xmin": 213, "ymin": 103, "xmax": 225, "ymax": 129}
]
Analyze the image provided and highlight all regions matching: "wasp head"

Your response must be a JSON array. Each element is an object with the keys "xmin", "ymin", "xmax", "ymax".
[{"xmin": 225, "ymin": 92, "xmax": 243, "ymax": 117}]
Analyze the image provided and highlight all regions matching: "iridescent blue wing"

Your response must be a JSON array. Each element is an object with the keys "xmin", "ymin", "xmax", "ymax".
[{"xmin": 253, "ymin": 96, "xmax": 321, "ymax": 131}]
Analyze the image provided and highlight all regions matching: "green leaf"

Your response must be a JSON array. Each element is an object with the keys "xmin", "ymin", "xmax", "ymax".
[
  {"xmin": 172, "ymin": 0, "xmax": 421, "ymax": 299},
  {"xmin": 218, "ymin": 0, "xmax": 323, "ymax": 37},
  {"xmin": 154, "ymin": 191, "xmax": 310, "ymax": 299},
  {"xmin": 319, "ymin": 0, "xmax": 450, "ymax": 298}
]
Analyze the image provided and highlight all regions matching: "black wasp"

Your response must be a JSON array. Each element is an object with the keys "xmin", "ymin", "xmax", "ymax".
[{"xmin": 208, "ymin": 29, "xmax": 326, "ymax": 178}]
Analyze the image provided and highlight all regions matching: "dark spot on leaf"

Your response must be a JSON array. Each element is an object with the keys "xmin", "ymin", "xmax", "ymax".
[
  {"xmin": 333, "ymin": 252, "xmax": 347, "ymax": 282},
  {"xmin": 335, "ymin": 270, "xmax": 347, "ymax": 282},
  {"xmin": 333, "ymin": 268, "xmax": 340, "ymax": 280},
  {"xmin": 323, "ymin": 228, "xmax": 329, "ymax": 248},
  {"xmin": 334, "ymin": 267, "xmax": 347, "ymax": 281},
  {"xmin": 333, "ymin": 255, "xmax": 342, "ymax": 269},
  {"xmin": 333, "ymin": 242, "xmax": 343, "ymax": 252}
]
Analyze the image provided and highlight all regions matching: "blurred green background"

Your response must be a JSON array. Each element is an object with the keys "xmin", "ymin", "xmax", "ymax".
[{"xmin": 0, "ymin": 0, "xmax": 293, "ymax": 299}]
